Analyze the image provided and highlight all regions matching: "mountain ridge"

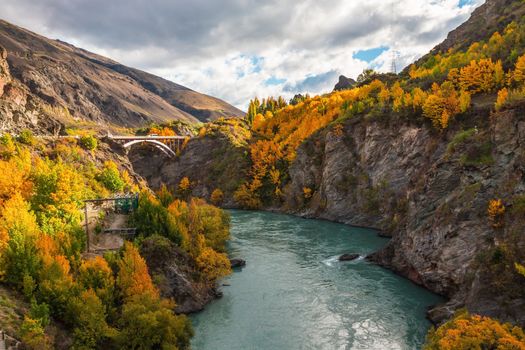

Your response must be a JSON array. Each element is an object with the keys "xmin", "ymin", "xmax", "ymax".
[{"xmin": 0, "ymin": 19, "xmax": 243, "ymax": 129}]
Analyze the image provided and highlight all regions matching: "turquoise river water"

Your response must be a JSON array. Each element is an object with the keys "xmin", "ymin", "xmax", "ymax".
[{"xmin": 191, "ymin": 210, "xmax": 443, "ymax": 350}]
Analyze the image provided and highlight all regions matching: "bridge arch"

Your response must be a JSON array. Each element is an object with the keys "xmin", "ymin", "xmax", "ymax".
[{"xmin": 122, "ymin": 139, "xmax": 177, "ymax": 158}]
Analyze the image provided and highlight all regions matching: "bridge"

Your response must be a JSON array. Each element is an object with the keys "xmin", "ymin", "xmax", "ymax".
[{"xmin": 107, "ymin": 133, "xmax": 188, "ymax": 158}]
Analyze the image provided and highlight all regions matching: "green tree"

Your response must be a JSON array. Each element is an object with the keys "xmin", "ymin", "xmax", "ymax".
[{"xmin": 116, "ymin": 292, "xmax": 193, "ymax": 350}]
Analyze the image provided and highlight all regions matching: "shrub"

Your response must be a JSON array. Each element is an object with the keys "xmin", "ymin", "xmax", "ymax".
[
  {"xmin": 17, "ymin": 129, "xmax": 35, "ymax": 145},
  {"xmin": 210, "ymin": 188, "xmax": 224, "ymax": 206},
  {"xmin": 424, "ymin": 310, "xmax": 525, "ymax": 350},
  {"xmin": 19, "ymin": 316, "xmax": 53, "ymax": 350},
  {"xmin": 79, "ymin": 135, "xmax": 98, "ymax": 151},
  {"xmin": 177, "ymin": 177, "xmax": 191, "ymax": 199},
  {"xmin": 0, "ymin": 133, "xmax": 16, "ymax": 158},
  {"xmin": 97, "ymin": 161, "xmax": 125, "ymax": 192},
  {"xmin": 447, "ymin": 128, "xmax": 477, "ymax": 154},
  {"xmin": 303, "ymin": 187, "xmax": 313, "ymax": 199},
  {"xmin": 488, "ymin": 199, "xmax": 505, "ymax": 228}
]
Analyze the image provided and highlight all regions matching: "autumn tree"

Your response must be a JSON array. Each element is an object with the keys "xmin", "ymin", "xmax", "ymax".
[
  {"xmin": 67, "ymin": 289, "xmax": 117, "ymax": 349},
  {"xmin": 210, "ymin": 188, "xmax": 224, "ymax": 206},
  {"xmin": 78, "ymin": 256, "xmax": 115, "ymax": 310},
  {"xmin": 424, "ymin": 310, "xmax": 525, "ymax": 350},
  {"xmin": 117, "ymin": 242, "xmax": 158, "ymax": 300},
  {"xmin": 458, "ymin": 58, "xmax": 504, "ymax": 93},
  {"xmin": 196, "ymin": 247, "xmax": 231, "ymax": 282},
  {"xmin": 488, "ymin": 199, "xmax": 505, "ymax": 228},
  {"xmin": 0, "ymin": 193, "xmax": 41, "ymax": 286},
  {"xmin": 116, "ymin": 292, "xmax": 193, "ymax": 350}
]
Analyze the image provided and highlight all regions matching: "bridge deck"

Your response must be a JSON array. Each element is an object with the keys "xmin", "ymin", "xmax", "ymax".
[{"xmin": 109, "ymin": 135, "xmax": 186, "ymax": 140}]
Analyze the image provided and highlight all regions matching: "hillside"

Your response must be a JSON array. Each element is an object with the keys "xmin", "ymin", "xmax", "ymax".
[{"xmin": 0, "ymin": 19, "xmax": 243, "ymax": 130}]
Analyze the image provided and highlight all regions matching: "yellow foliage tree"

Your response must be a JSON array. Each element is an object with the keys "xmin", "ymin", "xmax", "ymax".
[
  {"xmin": 117, "ymin": 242, "xmax": 158, "ymax": 300},
  {"xmin": 196, "ymin": 247, "xmax": 231, "ymax": 282},
  {"xmin": 424, "ymin": 311, "xmax": 525, "ymax": 350},
  {"xmin": 210, "ymin": 188, "xmax": 224, "ymax": 206},
  {"xmin": 496, "ymin": 88, "xmax": 509, "ymax": 111},
  {"xmin": 487, "ymin": 199, "xmax": 505, "ymax": 228}
]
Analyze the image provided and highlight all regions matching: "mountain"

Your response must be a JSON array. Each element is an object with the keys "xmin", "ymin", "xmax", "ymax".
[{"xmin": 0, "ymin": 19, "xmax": 243, "ymax": 129}]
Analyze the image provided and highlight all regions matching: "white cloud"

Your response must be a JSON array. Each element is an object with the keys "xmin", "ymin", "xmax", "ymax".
[{"xmin": 1, "ymin": 0, "xmax": 484, "ymax": 109}]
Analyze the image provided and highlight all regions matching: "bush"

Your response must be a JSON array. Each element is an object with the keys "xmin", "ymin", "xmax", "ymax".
[
  {"xmin": 17, "ymin": 129, "xmax": 35, "ymax": 145},
  {"xmin": 130, "ymin": 193, "xmax": 182, "ymax": 245},
  {"xmin": 0, "ymin": 133, "xmax": 16, "ymax": 158},
  {"xmin": 210, "ymin": 188, "xmax": 224, "ymax": 206},
  {"xmin": 97, "ymin": 161, "xmax": 125, "ymax": 192},
  {"xmin": 79, "ymin": 135, "xmax": 98, "ymax": 151},
  {"xmin": 424, "ymin": 310, "xmax": 525, "ymax": 350}
]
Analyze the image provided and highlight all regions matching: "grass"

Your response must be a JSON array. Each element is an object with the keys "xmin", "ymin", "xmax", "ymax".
[{"xmin": 447, "ymin": 128, "xmax": 477, "ymax": 154}]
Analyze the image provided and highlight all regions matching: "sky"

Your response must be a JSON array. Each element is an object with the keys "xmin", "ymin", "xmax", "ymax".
[{"xmin": 2, "ymin": 0, "xmax": 483, "ymax": 110}]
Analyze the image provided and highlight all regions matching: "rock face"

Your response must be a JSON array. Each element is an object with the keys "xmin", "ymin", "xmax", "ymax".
[
  {"xmin": 0, "ymin": 45, "xmax": 63, "ymax": 134},
  {"xmin": 128, "ymin": 121, "xmax": 251, "ymax": 207},
  {"xmin": 0, "ymin": 19, "xmax": 243, "ymax": 129},
  {"xmin": 140, "ymin": 236, "xmax": 220, "ymax": 314},
  {"xmin": 279, "ymin": 106, "xmax": 525, "ymax": 326}
]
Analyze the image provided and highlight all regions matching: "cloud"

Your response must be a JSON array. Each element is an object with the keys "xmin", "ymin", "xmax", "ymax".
[{"xmin": 1, "ymin": 0, "xmax": 484, "ymax": 109}]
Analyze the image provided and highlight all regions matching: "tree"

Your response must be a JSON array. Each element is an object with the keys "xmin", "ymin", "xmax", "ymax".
[
  {"xmin": 0, "ymin": 193, "xmax": 41, "ymax": 286},
  {"xmin": 67, "ymin": 289, "xmax": 117, "ymax": 349},
  {"xmin": 210, "ymin": 188, "xmax": 224, "ymax": 206},
  {"xmin": 495, "ymin": 88, "xmax": 509, "ymax": 111},
  {"xmin": 177, "ymin": 177, "xmax": 191, "ymax": 200},
  {"xmin": 513, "ymin": 54, "xmax": 525, "ymax": 84},
  {"xmin": 117, "ymin": 242, "xmax": 158, "ymax": 300},
  {"xmin": 78, "ymin": 256, "xmax": 115, "ymax": 310},
  {"xmin": 19, "ymin": 316, "xmax": 53, "ymax": 350},
  {"xmin": 96, "ymin": 161, "xmax": 125, "ymax": 193},
  {"xmin": 116, "ymin": 292, "xmax": 193, "ymax": 350},
  {"xmin": 459, "ymin": 59, "xmax": 502, "ymax": 93},
  {"xmin": 424, "ymin": 310, "xmax": 525, "ymax": 350},
  {"xmin": 488, "ymin": 199, "xmax": 505, "ymax": 228},
  {"xmin": 196, "ymin": 247, "xmax": 231, "ymax": 282}
]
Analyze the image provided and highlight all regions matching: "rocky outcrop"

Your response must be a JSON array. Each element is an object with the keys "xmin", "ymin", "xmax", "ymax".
[
  {"xmin": 0, "ymin": 45, "xmax": 63, "ymax": 134},
  {"xmin": 140, "ymin": 236, "xmax": 220, "ymax": 314},
  {"xmin": 338, "ymin": 254, "xmax": 359, "ymax": 261},
  {"xmin": 333, "ymin": 75, "xmax": 356, "ymax": 91},
  {"xmin": 230, "ymin": 258, "xmax": 246, "ymax": 268}
]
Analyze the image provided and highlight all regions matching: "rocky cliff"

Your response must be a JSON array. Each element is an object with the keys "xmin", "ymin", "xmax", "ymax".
[{"xmin": 136, "ymin": 98, "xmax": 525, "ymax": 327}]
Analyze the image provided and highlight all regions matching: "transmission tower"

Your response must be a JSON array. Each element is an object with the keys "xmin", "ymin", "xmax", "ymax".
[
  {"xmin": 390, "ymin": 50, "xmax": 399, "ymax": 74},
  {"xmin": 389, "ymin": 0, "xmax": 399, "ymax": 74}
]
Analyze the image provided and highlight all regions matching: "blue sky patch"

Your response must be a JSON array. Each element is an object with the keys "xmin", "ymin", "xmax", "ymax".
[
  {"xmin": 265, "ymin": 76, "xmax": 286, "ymax": 86},
  {"xmin": 353, "ymin": 46, "xmax": 389, "ymax": 63},
  {"xmin": 458, "ymin": 0, "xmax": 475, "ymax": 8}
]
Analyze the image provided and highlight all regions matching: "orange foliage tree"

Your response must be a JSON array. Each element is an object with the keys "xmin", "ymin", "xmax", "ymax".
[
  {"xmin": 117, "ymin": 242, "xmax": 158, "ymax": 300},
  {"xmin": 424, "ymin": 311, "xmax": 525, "ymax": 350}
]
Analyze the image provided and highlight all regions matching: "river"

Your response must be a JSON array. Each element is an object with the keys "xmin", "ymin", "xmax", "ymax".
[{"xmin": 191, "ymin": 210, "xmax": 443, "ymax": 350}]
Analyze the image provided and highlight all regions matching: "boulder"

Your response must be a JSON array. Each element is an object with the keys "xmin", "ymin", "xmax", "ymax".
[
  {"xmin": 230, "ymin": 258, "xmax": 246, "ymax": 268},
  {"xmin": 338, "ymin": 253, "xmax": 360, "ymax": 261}
]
